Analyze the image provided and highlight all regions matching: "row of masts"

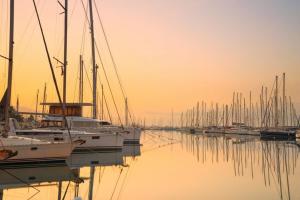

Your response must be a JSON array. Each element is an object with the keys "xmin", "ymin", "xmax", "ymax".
[{"xmin": 177, "ymin": 73, "xmax": 298, "ymax": 129}]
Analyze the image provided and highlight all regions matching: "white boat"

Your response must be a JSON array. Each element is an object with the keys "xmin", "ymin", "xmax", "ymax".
[
  {"xmin": 9, "ymin": 118, "xmax": 124, "ymax": 153},
  {"xmin": 225, "ymin": 127, "xmax": 259, "ymax": 136},
  {"xmin": 41, "ymin": 115, "xmax": 140, "ymax": 145},
  {"xmin": 0, "ymin": 136, "xmax": 73, "ymax": 165}
]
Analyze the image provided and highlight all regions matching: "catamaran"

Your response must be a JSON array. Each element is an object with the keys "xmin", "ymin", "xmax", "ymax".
[
  {"xmin": 8, "ymin": 118, "xmax": 124, "ymax": 153},
  {"xmin": 40, "ymin": 103, "xmax": 140, "ymax": 145}
]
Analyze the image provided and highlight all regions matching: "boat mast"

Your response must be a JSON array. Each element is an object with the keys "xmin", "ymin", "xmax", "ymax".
[
  {"xmin": 275, "ymin": 76, "xmax": 279, "ymax": 128},
  {"xmin": 42, "ymin": 83, "xmax": 47, "ymax": 114},
  {"xmin": 62, "ymin": 0, "xmax": 68, "ymax": 105},
  {"xmin": 4, "ymin": 0, "xmax": 15, "ymax": 135},
  {"xmin": 101, "ymin": 84, "xmax": 104, "ymax": 119},
  {"xmin": 282, "ymin": 73, "xmax": 286, "ymax": 127},
  {"xmin": 125, "ymin": 97, "xmax": 128, "ymax": 126},
  {"xmin": 88, "ymin": 1, "xmax": 96, "ymax": 199},
  {"xmin": 79, "ymin": 55, "xmax": 83, "ymax": 103},
  {"xmin": 88, "ymin": 0, "xmax": 97, "ymax": 119}
]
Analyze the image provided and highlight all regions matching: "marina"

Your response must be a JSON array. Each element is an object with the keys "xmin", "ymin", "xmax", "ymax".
[
  {"xmin": 0, "ymin": 131, "xmax": 299, "ymax": 200},
  {"xmin": 0, "ymin": 0, "xmax": 300, "ymax": 199}
]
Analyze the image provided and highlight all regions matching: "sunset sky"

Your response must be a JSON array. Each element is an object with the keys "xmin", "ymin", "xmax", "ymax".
[{"xmin": 0, "ymin": 0, "xmax": 299, "ymax": 125}]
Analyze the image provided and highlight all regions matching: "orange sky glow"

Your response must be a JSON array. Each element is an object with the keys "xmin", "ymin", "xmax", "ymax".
[{"xmin": 0, "ymin": 0, "xmax": 299, "ymax": 125}]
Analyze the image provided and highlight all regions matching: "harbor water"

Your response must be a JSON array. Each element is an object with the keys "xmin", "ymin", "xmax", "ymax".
[{"xmin": 1, "ymin": 130, "xmax": 299, "ymax": 200}]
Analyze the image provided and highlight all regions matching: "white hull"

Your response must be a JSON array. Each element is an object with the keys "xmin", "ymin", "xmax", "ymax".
[
  {"xmin": 73, "ymin": 126, "xmax": 141, "ymax": 145},
  {"xmin": 12, "ymin": 130, "xmax": 124, "ymax": 153},
  {"xmin": 0, "ymin": 137, "xmax": 73, "ymax": 165},
  {"xmin": 71, "ymin": 132, "xmax": 124, "ymax": 153}
]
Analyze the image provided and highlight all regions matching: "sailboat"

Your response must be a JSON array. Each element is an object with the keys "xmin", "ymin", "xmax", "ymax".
[
  {"xmin": 0, "ymin": 0, "xmax": 76, "ymax": 165},
  {"xmin": 260, "ymin": 75, "xmax": 296, "ymax": 141},
  {"xmin": 29, "ymin": 0, "xmax": 135, "ymax": 150},
  {"xmin": 8, "ymin": 0, "xmax": 125, "ymax": 153}
]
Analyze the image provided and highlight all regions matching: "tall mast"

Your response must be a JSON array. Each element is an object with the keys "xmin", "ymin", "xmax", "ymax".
[
  {"xmin": 4, "ymin": 0, "xmax": 15, "ymax": 134},
  {"xmin": 125, "ymin": 97, "xmax": 128, "ymax": 126},
  {"xmin": 79, "ymin": 55, "xmax": 83, "ymax": 103},
  {"xmin": 101, "ymin": 84, "xmax": 104, "ymax": 120},
  {"xmin": 196, "ymin": 102, "xmax": 199, "ymax": 127},
  {"xmin": 16, "ymin": 96, "xmax": 19, "ymax": 113},
  {"xmin": 88, "ymin": 0, "xmax": 97, "ymax": 119},
  {"xmin": 42, "ymin": 83, "xmax": 47, "ymax": 114},
  {"xmin": 282, "ymin": 73, "xmax": 286, "ymax": 127},
  {"xmin": 63, "ymin": 0, "xmax": 68, "ymax": 105},
  {"xmin": 275, "ymin": 76, "xmax": 279, "ymax": 128},
  {"xmin": 249, "ymin": 91, "xmax": 252, "ymax": 127}
]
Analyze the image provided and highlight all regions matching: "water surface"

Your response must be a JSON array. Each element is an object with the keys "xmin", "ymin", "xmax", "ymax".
[{"xmin": 1, "ymin": 131, "xmax": 299, "ymax": 200}]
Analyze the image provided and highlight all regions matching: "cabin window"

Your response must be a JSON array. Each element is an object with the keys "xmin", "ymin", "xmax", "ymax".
[
  {"xmin": 54, "ymin": 137, "xmax": 64, "ymax": 141},
  {"xmin": 98, "ymin": 121, "xmax": 111, "ymax": 126},
  {"xmin": 28, "ymin": 176, "xmax": 36, "ymax": 180},
  {"xmin": 72, "ymin": 121, "xmax": 98, "ymax": 128},
  {"xmin": 31, "ymin": 147, "xmax": 38, "ymax": 151},
  {"xmin": 91, "ymin": 161, "xmax": 99, "ymax": 165},
  {"xmin": 92, "ymin": 136, "xmax": 100, "ymax": 140},
  {"xmin": 17, "ymin": 131, "xmax": 63, "ymax": 136}
]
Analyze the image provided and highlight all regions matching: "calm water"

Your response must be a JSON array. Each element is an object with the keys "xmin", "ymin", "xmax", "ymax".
[{"xmin": 1, "ymin": 131, "xmax": 300, "ymax": 200}]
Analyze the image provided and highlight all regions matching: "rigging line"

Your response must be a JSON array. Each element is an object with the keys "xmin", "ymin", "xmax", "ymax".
[
  {"xmin": 93, "ymin": 0, "xmax": 135, "ymax": 124},
  {"xmin": 62, "ymin": 181, "xmax": 71, "ymax": 200},
  {"xmin": 116, "ymin": 163, "xmax": 133, "ymax": 200},
  {"xmin": 80, "ymin": 0, "xmax": 89, "ymax": 54},
  {"xmin": 96, "ymin": 67, "xmax": 122, "ymax": 126},
  {"xmin": 72, "ymin": 59, "xmax": 80, "ymax": 102},
  {"xmin": 55, "ymin": 0, "xmax": 78, "ymax": 57},
  {"xmin": 95, "ymin": 45, "xmax": 123, "ymax": 126},
  {"xmin": 262, "ymin": 143, "xmax": 281, "ymax": 196},
  {"xmin": 1, "ymin": 169, "xmax": 40, "ymax": 200},
  {"xmin": 109, "ymin": 168, "xmax": 124, "ymax": 200},
  {"xmin": 15, "ymin": 0, "xmax": 39, "ymax": 48},
  {"xmin": 83, "ymin": 61, "xmax": 93, "ymax": 92},
  {"xmin": 93, "ymin": 0, "xmax": 126, "ymax": 99},
  {"xmin": 262, "ymin": 80, "xmax": 276, "ymax": 127},
  {"xmin": 103, "ymin": 88, "xmax": 113, "ymax": 122},
  {"xmin": 79, "ymin": 0, "xmax": 119, "ymax": 124},
  {"xmin": 33, "ymin": 0, "xmax": 73, "ymax": 146}
]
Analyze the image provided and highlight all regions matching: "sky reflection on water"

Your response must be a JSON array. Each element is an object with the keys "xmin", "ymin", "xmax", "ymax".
[{"xmin": 1, "ymin": 131, "xmax": 299, "ymax": 200}]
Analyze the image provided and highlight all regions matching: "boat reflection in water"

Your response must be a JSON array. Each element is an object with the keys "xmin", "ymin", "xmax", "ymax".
[
  {"xmin": 122, "ymin": 145, "xmax": 141, "ymax": 158},
  {"xmin": 67, "ymin": 152, "xmax": 124, "ymax": 169},
  {"xmin": 181, "ymin": 132, "xmax": 299, "ymax": 200},
  {"xmin": 2, "ymin": 131, "xmax": 300, "ymax": 200},
  {"xmin": 0, "ymin": 163, "xmax": 80, "ymax": 200}
]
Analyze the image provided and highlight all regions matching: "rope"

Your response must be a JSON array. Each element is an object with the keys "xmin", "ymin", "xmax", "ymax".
[
  {"xmin": 79, "ymin": 0, "xmax": 121, "ymax": 124},
  {"xmin": 33, "ymin": 0, "xmax": 73, "ymax": 148},
  {"xmin": 109, "ymin": 168, "xmax": 124, "ymax": 200},
  {"xmin": 93, "ymin": 0, "xmax": 135, "ymax": 124},
  {"xmin": 1, "ymin": 169, "xmax": 40, "ymax": 200},
  {"xmin": 103, "ymin": 89, "xmax": 113, "ymax": 123},
  {"xmin": 96, "ymin": 65, "xmax": 123, "ymax": 126},
  {"xmin": 62, "ymin": 181, "xmax": 71, "ymax": 200}
]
